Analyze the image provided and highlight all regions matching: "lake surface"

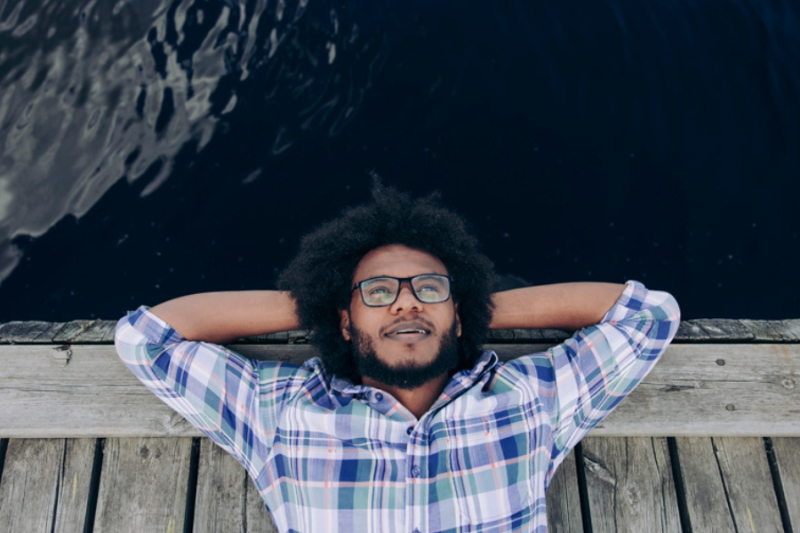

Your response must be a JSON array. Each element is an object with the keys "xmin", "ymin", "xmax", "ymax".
[{"xmin": 1, "ymin": 0, "xmax": 798, "ymax": 321}]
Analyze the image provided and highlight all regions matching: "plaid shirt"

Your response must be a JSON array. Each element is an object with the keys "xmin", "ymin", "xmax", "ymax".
[{"xmin": 115, "ymin": 280, "xmax": 679, "ymax": 533}]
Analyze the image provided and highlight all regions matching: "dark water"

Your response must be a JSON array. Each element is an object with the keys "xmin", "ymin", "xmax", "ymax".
[{"xmin": 1, "ymin": 0, "xmax": 798, "ymax": 322}]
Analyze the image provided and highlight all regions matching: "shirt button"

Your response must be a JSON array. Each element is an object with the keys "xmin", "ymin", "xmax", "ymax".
[
  {"xmin": 374, "ymin": 392, "xmax": 383, "ymax": 402},
  {"xmin": 410, "ymin": 465, "xmax": 420, "ymax": 478},
  {"xmin": 406, "ymin": 426, "xmax": 413, "ymax": 435}
]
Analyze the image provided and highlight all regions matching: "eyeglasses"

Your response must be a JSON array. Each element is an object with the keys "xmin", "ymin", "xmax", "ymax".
[{"xmin": 352, "ymin": 274, "xmax": 454, "ymax": 307}]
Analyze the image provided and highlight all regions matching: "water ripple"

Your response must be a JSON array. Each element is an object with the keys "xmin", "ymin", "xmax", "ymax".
[{"xmin": 0, "ymin": 0, "xmax": 387, "ymax": 285}]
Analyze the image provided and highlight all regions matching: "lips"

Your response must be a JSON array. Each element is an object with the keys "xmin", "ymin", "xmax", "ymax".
[{"xmin": 384, "ymin": 321, "xmax": 432, "ymax": 338}]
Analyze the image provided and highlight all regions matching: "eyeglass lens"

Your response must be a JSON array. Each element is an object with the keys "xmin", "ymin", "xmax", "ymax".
[{"xmin": 359, "ymin": 275, "xmax": 450, "ymax": 306}]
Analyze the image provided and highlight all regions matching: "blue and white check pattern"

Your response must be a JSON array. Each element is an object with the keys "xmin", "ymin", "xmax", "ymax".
[{"xmin": 115, "ymin": 280, "xmax": 680, "ymax": 532}]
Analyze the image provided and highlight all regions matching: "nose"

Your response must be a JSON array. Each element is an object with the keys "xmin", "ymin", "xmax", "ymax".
[{"xmin": 390, "ymin": 281, "xmax": 422, "ymax": 313}]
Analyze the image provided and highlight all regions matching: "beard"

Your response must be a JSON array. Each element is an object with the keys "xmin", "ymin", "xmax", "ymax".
[{"xmin": 348, "ymin": 319, "xmax": 460, "ymax": 390}]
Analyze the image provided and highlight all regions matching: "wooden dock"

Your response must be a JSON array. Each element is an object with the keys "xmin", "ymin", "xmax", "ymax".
[{"xmin": 0, "ymin": 318, "xmax": 797, "ymax": 532}]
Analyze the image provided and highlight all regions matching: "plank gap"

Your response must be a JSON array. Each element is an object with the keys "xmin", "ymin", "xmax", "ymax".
[
  {"xmin": 242, "ymin": 472, "xmax": 250, "ymax": 533},
  {"xmin": 711, "ymin": 438, "xmax": 740, "ymax": 533},
  {"xmin": 0, "ymin": 438, "xmax": 8, "ymax": 487},
  {"xmin": 49, "ymin": 440, "xmax": 67, "ymax": 533},
  {"xmin": 764, "ymin": 437, "xmax": 795, "ymax": 533},
  {"xmin": 573, "ymin": 442, "xmax": 593, "ymax": 533},
  {"xmin": 83, "ymin": 438, "xmax": 105, "ymax": 533},
  {"xmin": 183, "ymin": 437, "xmax": 201, "ymax": 533},
  {"xmin": 667, "ymin": 437, "xmax": 693, "ymax": 533}
]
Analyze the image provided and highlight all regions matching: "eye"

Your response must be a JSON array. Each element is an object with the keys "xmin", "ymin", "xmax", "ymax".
[
  {"xmin": 418, "ymin": 284, "xmax": 441, "ymax": 293},
  {"xmin": 368, "ymin": 286, "xmax": 391, "ymax": 295}
]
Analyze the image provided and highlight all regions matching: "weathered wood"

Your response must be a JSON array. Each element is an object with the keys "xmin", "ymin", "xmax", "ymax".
[
  {"xmin": 94, "ymin": 437, "xmax": 192, "ymax": 533},
  {"xmin": 771, "ymin": 437, "xmax": 800, "ymax": 530},
  {"xmin": 53, "ymin": 320, "xmax": 103, "ymax": 343},
  {"xmin": 581, "ymin": 437, "xmax": 680, "ymax": 532},
  {"xmin": 235, "ymin": 329, "xmax": 311, "ymax": 345},
  {"xmin": 1, "ymin": 343, "xmax": 799, "ymax": 437},
  {"xmin": 741, "ymin": 319, "xmax": 800, "ymax": 342},
  {"xmin": 487, "ymin": 328, "xmax": 571, "ymax": 342},
  {"xmin": 72, "ymin": 321, "xmax": 117, "ymax": 343},
  {"xmin": 690, "ymin": 319, "xmax": 754, "ymax": 341},
  {"xmin": 716, "ymin": 437, "xmax": 784, "ymax": 531},
  {"xmin": 52, "ymin": 439, "xmax": 98, "ymax": 533},
  {"xmin": 0, "ymin": 344, "xmax": 198, "ymax": 438},
  {"xmin": 545, "ymin": 449, "xmax": 583, "ymax": 533},
  {"xmin": 0, "ymin": 321, "xmax": 66, "ymax": 343},
  {"xmin": 674, "ymin": 438, "xmax": 737, "ymax": 531},
  {"xmin": 245, "ymin": 468, "xmax": 279, "ymax": 533},
  {"xmin": 3, "ymin": 318, "xmax": 800, "ymax": 344},
  {"xmin": 194, "ymin": 439, "xmax": 278, "ymax": 532},
  {"xmin": 590, "ymin": 343, "xmax": 800, "ymax": 436},
  {"xmin": 0, "ymin": 439, "xmax": 64, "ymax": 532},
  {"xmin": 194, "ymin": 438, "xmax": 246, "ymax": 533},
  {"xmin": 678, "ymin": 437, "xmax": 783, "ymax": 532}
]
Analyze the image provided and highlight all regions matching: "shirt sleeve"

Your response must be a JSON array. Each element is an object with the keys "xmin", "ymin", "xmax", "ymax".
[
  {"xmin": 114, "ymin": 305, "xmax": 309, "ymax": 477},
  {"xmin": 505, "ymin": 280, "xmax": 680, "ymax": 473}
]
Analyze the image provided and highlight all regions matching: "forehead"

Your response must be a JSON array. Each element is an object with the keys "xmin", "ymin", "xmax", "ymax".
[{"xmin": 352, "ymin": 244, "xmax": 448, "ymax": 281}]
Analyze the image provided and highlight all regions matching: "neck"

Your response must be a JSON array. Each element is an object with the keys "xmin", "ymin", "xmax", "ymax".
[{"xmin": 362, "ymin": 372, "xmax": 450, "ymax": 419}]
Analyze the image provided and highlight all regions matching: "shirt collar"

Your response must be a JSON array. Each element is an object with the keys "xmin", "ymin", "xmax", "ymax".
[{"xmin": 437, "ymin": 350, "xmax": 499, "ymax": 405}]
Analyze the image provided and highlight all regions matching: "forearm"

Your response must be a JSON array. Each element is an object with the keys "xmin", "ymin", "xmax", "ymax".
[
  {"xmin": 490, "ymin": 282, "xmax": 627, "ymax": 331},
  {"xmin": 149, "ymin": 291, "xmax": 300, "ymax": 344}
]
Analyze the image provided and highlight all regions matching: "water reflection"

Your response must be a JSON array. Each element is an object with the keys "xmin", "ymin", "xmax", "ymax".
[{"xmin": 0, "ymin": 0, "xmax": 386, "ymax": 285}]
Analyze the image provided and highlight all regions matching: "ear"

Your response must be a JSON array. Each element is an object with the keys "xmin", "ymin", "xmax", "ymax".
[
  {"xmin": 455, "ymin": 303, "xmax": 462, "ymax": 338},
  {"xmin": 339, "ymin": 310, "xmax": 351, "ymax": 341}
]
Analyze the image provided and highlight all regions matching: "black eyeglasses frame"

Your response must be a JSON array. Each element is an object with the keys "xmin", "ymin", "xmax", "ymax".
[{"xmin": 351, "ymin": 274, "xmax": 454, "ymax": 307}]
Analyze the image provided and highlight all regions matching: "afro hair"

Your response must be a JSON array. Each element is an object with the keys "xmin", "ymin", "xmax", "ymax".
[{"xmin": 277, "ymin": 176, "xmax": 495, "ymax": 381}]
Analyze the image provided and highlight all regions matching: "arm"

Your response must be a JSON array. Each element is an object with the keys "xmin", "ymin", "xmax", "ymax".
[
  {"xmin": 499, "ymin": 281, "xmax": 680, "ymax": 476},
  {"xmin": 150, "ymin": 290, "xmax": 300, "ymax": 344},
  {"xmin": 490, "ymin": 282, "xmax": 627, "ymax": 331},
  {"xmin": 115, "ymin": 292, "xmax": 308, "ymax": 476}
]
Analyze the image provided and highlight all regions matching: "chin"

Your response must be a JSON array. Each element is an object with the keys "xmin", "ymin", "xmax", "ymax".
[{"xmin": 350, "ymin": 326, "xmax": 460, "ymax": 390}]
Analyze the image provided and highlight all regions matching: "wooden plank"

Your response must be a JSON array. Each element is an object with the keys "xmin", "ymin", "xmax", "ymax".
[
  {"xmin": 245, "ymin": 472, "xmax": 279, "ymax": 533},
  {"xmin": 674, "ymin": 321, "xmax": 708, "ymax": 341},
  {"xmin": 674, "ymin": 438, "xmax": 737, "ymax": 531},
  {"xmin": 53, "ymin": 320, "xmax": 101, "ymax": 343},
  {"xmin": 713, "ymin": 437, "xmax": 783, "ymax": 531},
  {"xmin": 0, "ymin": 343, "xmax": 798, "ymax": 437},
  {"xmin": 0, "ymin": 321, "xmax": 66, "ymax": 343},
  {"xmin": 0, "ymin": 344, "xmax": 200, "ymax": 438},
  {"xmin": 770, "ymin": 437, "xmax": 800, "ymax": 530},
  {"xmin": 741, "ymin": 319, "xmax": 800, "ymax": 342},
  {"xmin": 545, "ymin": 449, "xmax": 583, "ymax": 533},
  {"xmin": 581, "ymin": 437, "xmax": 680, "ymax": 532},
  {"xmin": 235, "ymin": 330, "xmax": 311, "ymax": 345},
  {"xmin": 194, "ymin": 438, "xmax": 278, "ymax": 532},
  {"xmin": 4, "ymin": 318, "xmax": 800, "ymax": 343},
  {"xmin": 0, "ymin": 439, "xmax": 64, "ymax": 532},
  {"xmin": 94, "ymin": 437, "xmax": 192, "ymax": 533},
  {"xmin": 590, "ymin": 343, "xmax": 800, "ymax": 436},
  {"xmin": 73, "ymin": 321, "xmax": 117, "ymax": 343},
  {"xmin": 691, "ymin": 319, "xmax": 754, "ymax": 341},
  {"xmin": 194, "ymin": 438, "xmax": 249, "ymax": 533},
  {"xmin": 52, "ymin": 439, "xmax": 97, "ymax": 533},
  {"xmin": 488, "ymin": 328, "xmax": 571, "ymax": 342}
]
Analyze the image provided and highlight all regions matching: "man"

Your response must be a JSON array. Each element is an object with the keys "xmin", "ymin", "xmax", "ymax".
[{"xmin": 115, "ymin": 181, "xmax": 680, "ymax": 532}]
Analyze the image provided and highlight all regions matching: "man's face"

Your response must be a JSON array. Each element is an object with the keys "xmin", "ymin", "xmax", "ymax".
[{"xmin": 340, "ymin": 244, "xmax": 462, "ymax": 388}]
